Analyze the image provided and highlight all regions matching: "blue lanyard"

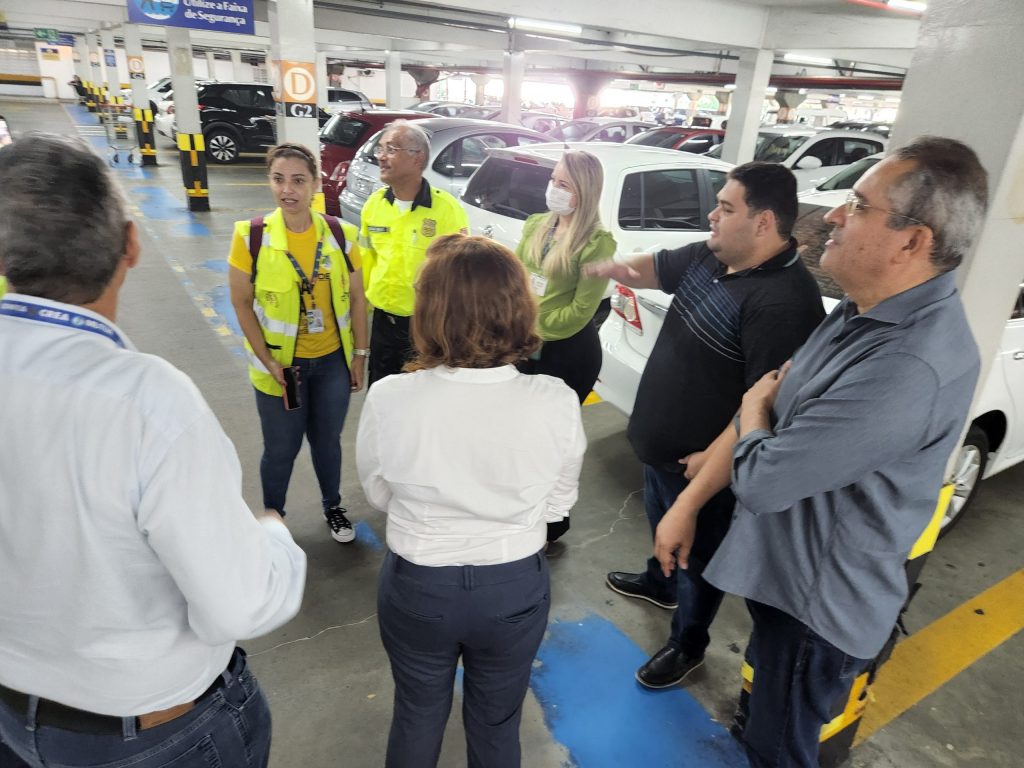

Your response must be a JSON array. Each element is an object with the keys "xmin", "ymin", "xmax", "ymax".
[
  {"xmin": 0, "ymin": 298, "xmax": 126, "ymax": 348},
  {"xmin": 284, "ymin": 240, "xmax": 324, "ymax": 297}
]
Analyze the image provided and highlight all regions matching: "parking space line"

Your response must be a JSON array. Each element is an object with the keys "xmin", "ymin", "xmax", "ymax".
[{"xmin": 855, "ymin": 568, "xmax": 1024, "ymax": 744}]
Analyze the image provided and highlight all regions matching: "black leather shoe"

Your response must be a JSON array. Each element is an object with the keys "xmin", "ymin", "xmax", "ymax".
[
  {"xmin": 605, "ymin": 571, "xmax": 677, "ymax": 610},
  {"xmin": 635, "ymin": 646, "xmax": 705, "ymax": 689}
]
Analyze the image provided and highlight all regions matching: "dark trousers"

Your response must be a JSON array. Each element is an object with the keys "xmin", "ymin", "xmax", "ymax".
[
  {"xmin": 369, "ymin": 309, "xmax": 413, "ymax": 386},
  {"xmin": 516, "ymin": 321, "xmax": 601, "ymax": 404},
  {"xmin": 742, "ymin": 600, "xmax": 871, "ymax": 768},
  {"xmin": 254, "ymin": 348, "xmax": 350, "ymax": 514},
  {"xmin": 0, "ymin": 648, "xmax": 271, "ymax": 768},
  {"xmin": 642, "ymin": 464, "xmax": 736, "ymax": 658},
  {"xmin": 378, "ymin": 550, "xmax": 550, "ymax": 768}
]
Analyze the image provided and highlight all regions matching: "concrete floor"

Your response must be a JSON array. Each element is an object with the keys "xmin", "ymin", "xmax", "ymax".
[{"xmin": 3, "ymin": 97, "xmax": 1022, "ymax": 768}]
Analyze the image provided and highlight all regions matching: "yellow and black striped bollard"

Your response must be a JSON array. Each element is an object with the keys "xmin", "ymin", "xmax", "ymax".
[
  {"xmin": 134, "ymin": 107, "xmax": 157, "ymax": 167},
  {"xmin": 177, "ymin": 133, "xmax": 210, "ymax": 212}
]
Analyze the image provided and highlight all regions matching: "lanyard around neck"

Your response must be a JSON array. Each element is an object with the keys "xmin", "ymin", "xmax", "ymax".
[
  {"xmin": 0, "ymin": 297, "xmax": 126, "ymax": 348},
  {"xmin": 284, "ymin": 238, "xmax": 324, "ymax": 296}
]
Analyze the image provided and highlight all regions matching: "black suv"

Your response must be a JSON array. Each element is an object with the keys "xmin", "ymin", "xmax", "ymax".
[{"xmin": 195, "ymin": 81, "xmax": 277, "ymax": 164}]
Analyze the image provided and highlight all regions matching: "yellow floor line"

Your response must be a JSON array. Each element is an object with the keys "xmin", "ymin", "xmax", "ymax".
[{"xmin": 855, "ymin": 568, "xmax": 1024, "ymax": 744}]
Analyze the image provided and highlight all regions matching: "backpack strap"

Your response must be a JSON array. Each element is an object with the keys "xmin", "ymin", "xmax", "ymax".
[
  {"xmin": 321, "ymin": 214, "xmax": 355, "ymax": 273},
  {"xmin": 248, "ymin": 216, "xmax": 265, "ymax": 284}
]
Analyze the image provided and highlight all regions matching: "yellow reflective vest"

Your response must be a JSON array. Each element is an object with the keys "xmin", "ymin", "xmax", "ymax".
[
  {"xmin": 358, "ymin": 180, "xmax": 468, "ymax": 316},
  {"xmin": 0, "ymin": 276, "xmax": 6, "ymax": 297},
  {"xmin": 234, "ymin": 209, "xmax": 358, "ymax": 396}
]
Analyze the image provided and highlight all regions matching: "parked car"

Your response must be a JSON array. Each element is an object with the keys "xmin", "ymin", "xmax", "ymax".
[
  {"xmin": 596, "ymin": 175, "xmax": 1024, "ymax": 534},
  {"xmin": 626, "ymin": 126, "xmax": 725, "ymax": 155},
  {"xmin": 798, "ymin": 152, "xmax": 883, "ymax": 198},
  {"xmin": 690, "ymin": 115, "xmax": 729, "ymax": 130},
  {"xmin": 598, "ymin": 107, "xmax": 640, "ymax": 118},
  {"xmin": 410, "ymin": 101, "xmax": 478, "ymax": 117},
  {"xmin": 705, "ymin": 126, "xmax": 887, "ymax": 191},
  {"xmin": 830, "ymin": 120, "xmax": 893, "ymax": 138},
  {"xmin": 319, "ymin": 110, "xmax": 431, "ymax": 216},
  {"xmin": 120, "ymin": 76, "xmax": 173, "ymax": 113},
  {"xmin": 338, "ymin": 117, "xmax": 548, "ymax": 226},
  {"xmin": 322, "ymin": 87, "xmax": 373, "ymax": 115},
  {"xmin": 549, "ymin": 118, "xmax": 657, "ymax": 143},
  {"xmin": 458, "ymin": 107, "xmax": 568, "ymax": 136}
]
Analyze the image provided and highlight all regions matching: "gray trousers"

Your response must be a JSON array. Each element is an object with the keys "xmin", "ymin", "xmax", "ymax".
[{"xmin": 377, "ymin": 549, "xmax": 550, "ymax": 768}]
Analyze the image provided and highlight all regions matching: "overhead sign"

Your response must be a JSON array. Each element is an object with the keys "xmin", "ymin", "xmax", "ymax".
[
  {"xmin": 126, "ymin": 0, "xmax": 254, "ymax": 36},
  {"xmin": 275, "ymin": 60, "xmax": 318, "ymax": 119},
  {"xmin": 104, "ymin": 49, "xmax": 116, "ymax": 68}
]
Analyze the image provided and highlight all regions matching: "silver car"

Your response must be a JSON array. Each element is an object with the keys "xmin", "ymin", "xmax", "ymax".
[{"xmin": 338, "ymin": 117, "xmax": 549, "ymax": 226}]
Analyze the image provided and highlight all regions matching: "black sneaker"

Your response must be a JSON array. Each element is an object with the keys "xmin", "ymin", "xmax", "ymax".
[
  {"xmin": 635, "ymin": 646, "xmax": 705, "ymax": 689},
  {"xmin": 605, "ymin": 571, "xmax": 677, "ymax": 610},
  {"xmin": 324, "ymin": 506, "xmax": 355, "ymax": 543}
]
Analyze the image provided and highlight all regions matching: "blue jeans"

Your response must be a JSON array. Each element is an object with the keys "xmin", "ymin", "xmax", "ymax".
[
  {"xmin": 378, "ymin": 551, "xmax": 550, "ymax": 768},
  {"xmin": 741, "ymin": 600, "xmax": 871, "ymax": 768},
  {"xmin": 0, "ymin": 648, "xmax": 271, "ymax": 768},
  {"xmin": 254, "ymin": 349, "xmax": 351, "ymax": 514},
  {"xmin": 642, "ymin": 464, "xmax": 736, "ymax": 658}
]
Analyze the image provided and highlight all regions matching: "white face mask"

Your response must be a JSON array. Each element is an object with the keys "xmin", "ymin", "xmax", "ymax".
[{"xmin": 545, "ymin": 182, "xmax": 576, "ymax": 215}]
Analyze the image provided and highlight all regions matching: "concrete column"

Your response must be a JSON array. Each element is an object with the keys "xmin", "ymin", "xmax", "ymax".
[
  {"xmin": 774, "ymin": 89, "xmax": 806, "ymax": 124},
  {"xmin": 122, "ymin": 24, "xmax": 156, "ymax": 166},
  {"xmin": 205, "ymin": 51, "xmax": 217, "ymax": 80},
  {"xmin": 73, "ymin": 36, "xmax": 90, "ymax": 84},
  {"xmin": 684, "ymin": 89, "xmax": 703, "ymax": 124},
  {"xmin": 84, "ymin": 32, "xmax": 102, "ymax": 111},
  {"xmin": 715, "ymin": 90, "xmax": 731, "ymax": 115},
  {"xmin": 167, "ymin": 26, "xmax": 209, "ymax": 212},
  {"xmin": 892, "ymin": 0, "xmax": 1024, "ymax": 419},
  {"xmin": 568, "ymin": 72, "xmax": 609, "ymax": 119},
  {"xmin": 230, "ymin": 49, "xmax": 247, "ymax": 81},
  {"xmin": 100, "ymin": 28, "xmax": 117, "ymax": 107},
  {"xmin": 501, "ymin": 51, "xmax": 524, "ymax": 125},
  {"xmin": 471, "ymin": 74, "xmax": 488, "ymax": 106},
  {"xmin": 385, "ymin": 51, "xmax": 403, "ymax": 109},
  {"xmin": 268, "ymin": 0, "xmax": 320, "ymax": 156},
  {"xmin": 406, "ymin": 66, "xmax": 439, "ymax": 101},
  {"xmin": 316, "ymin": 51, "xmax": 329, "ymax": 110},
  {"xmin": 719, "ymin": 48, "xmax": 772, "ymax": 165}
]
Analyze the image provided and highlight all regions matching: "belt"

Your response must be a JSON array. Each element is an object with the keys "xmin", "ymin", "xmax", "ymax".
[{"xmin": 0, "ymin": 669, "xmax": 225, "ymax": 735}]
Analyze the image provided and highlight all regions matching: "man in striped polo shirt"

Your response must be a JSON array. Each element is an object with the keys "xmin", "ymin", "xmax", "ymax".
[{"xmin": 591, "ymin": 162, "xmax": 825, "ymax": 689}]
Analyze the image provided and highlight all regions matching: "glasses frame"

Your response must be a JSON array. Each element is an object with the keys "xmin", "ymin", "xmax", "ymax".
[
  {"xmin": 373, "ymin": 143, "xmax": 423, "ymax": 158},
  {"xmin": 843, "ymin": 190, "xmax": 930, "ymax": 228}
]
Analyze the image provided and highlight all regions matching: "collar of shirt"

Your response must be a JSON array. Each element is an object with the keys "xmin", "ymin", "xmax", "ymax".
[
  {"xmin": 428, "ymin": 364, "xmax": 519, "ymax": 383},
  {"xmin": 837, "ymin": 270, "xmax": 958, "ymax": 334},
  {"xmin": 718, "ymin": 237, "xmax": 800, "ymax": 281},
  {"xmin": 384, "ymin": 178, "xmax": 433, "ymax": 210},
  {"xmin": 0, "ymin": 292, "xmax": 137, "ymax": 351}
]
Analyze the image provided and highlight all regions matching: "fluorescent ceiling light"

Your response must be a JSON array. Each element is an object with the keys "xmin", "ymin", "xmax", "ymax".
[
  {"xmin": 783, "ymin": 53, "xmax": 834, "ymax": 66},
  {"xmin": 887, "ymin": 0, "xmax": 927, "ymax": 12},
  {"xmin": 766, "ymin": 86, "xmax": 778, "ymax": 95},
  {"xmin": 724, "ymin": 83, "xmax": 736, "ymax": 91},
  {"xmin": 508, "ymin": 17, "xmax": 583, "ymax": 35},
  {"xmin": 857, "ymin": 93, "xmax": 875, "ymax": 100}
]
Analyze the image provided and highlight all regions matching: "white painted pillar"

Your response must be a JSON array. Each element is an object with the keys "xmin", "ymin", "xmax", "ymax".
[
  {"xmin": 167, "ymin": 26, "xmax": 209, "ymax": 210},
  {"xmin": 719, "ymin": 48, "xmax": 772, "ymax": 165},
  {"xmin": 205, "ymin": 51, "xmax": 217, "ymax": 80},
  {"xmin": 268, "ymin": 0, "xmax": 320, "ymax": 154},
  {"xmin": 85, "ymin": 32, "xmax": 102, "ymax": 111},
  {"xmin": 122, "ymin": 24, "xmax": 157, "ymax": 165},
  {"xmin": 316, "ymin": 51, "xmax": 329, "ymax": 110},
  {"xmin": 385, "ymin": 50, "xmax": 402, "ymax": 109},
  {"xmin": 73, "ymin": 35, "xmax": 90, "ymax": 83},
  {"xmin": 230, "ymin": 49, "xmax": 247, "ymax": 81},
  {"xmin": 502, "ymin": 50, "xmax": 524, "ymax": 125},
  {"xmin": 100, "ymin": 28, "xmax": 118, "ymax": 104}
]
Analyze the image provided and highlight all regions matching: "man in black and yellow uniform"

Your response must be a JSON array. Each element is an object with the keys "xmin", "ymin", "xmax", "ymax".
[{"xmin": 358, "ymin": 120, "xmax": 468, "ymax": 385}]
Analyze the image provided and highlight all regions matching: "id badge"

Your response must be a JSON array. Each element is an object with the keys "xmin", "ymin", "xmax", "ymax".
[
  {"xmin": 530, "ymin": 272, "xmax": 548, "ymax": 297},
  {"xmin": 306, "ymin": 308, "xmax": 325, "ymax": 334}
]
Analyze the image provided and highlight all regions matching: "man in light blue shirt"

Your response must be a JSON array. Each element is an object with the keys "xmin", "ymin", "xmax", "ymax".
[{"xmin": 653, "ymin": 136, "xmax": 989, "ymax": 768}]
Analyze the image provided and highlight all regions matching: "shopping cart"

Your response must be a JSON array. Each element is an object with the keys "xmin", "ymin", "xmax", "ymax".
[{"xmin": 101, "ymin": 107, "xmax": 138, "ymax": 165}]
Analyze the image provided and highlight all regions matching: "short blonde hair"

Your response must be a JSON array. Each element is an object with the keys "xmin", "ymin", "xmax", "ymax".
[{"xmin": 407, "ymin": 235, "xmax": 541, "ymax": 370}]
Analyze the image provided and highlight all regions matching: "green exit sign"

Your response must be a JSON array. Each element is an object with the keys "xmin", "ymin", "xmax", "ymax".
[{"xmin": 34, "ymin": 28, "xmax": 59, "ymax": 42}]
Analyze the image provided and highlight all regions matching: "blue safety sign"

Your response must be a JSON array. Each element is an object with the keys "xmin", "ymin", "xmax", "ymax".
[{"xmin": 126, "ymin": 0, "xmax": 254, "ymax": 36}]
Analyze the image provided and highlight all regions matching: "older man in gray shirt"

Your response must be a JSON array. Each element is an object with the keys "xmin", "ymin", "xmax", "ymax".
[{"xmin": 653, "ymin": 136, "xmax": 989, "ymax": 768}]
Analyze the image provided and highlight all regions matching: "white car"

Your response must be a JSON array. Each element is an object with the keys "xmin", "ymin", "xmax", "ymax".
[
  {"xmin": 154, "ymin": 94, "xmax": 176, "ymax": 139},
  {"xmin": 597, "ymin": 177, "xmax": 1024, "ymax": 533},
  {"xmin": 706, "ymin": 127, "xmax": 887, "ymax": 192},
  {"xmin": 461, "ymin": 142, "xmax": 735, "ymax": 291}
]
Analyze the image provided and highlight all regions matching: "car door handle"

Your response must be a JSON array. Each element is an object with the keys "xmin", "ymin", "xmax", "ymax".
[
  {"xmin": 1013, "ymin": 351, "xmax": 1024, "ymax": 360},
  {"xmin": 482, "ymin": 224, "xmax": 493, "ymax": 237},
  {"xmin": 637, "ymin": 295, "xmax": 668, "ymax": 318}
]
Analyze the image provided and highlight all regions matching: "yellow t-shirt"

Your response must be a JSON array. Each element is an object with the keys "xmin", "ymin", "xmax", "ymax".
[{"xmin": 229, "ymin": 224, "xmax": 362, "ymax": 359}]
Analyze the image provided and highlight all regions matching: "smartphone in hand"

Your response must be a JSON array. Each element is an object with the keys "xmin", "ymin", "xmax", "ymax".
[{"xmin": 282, "ymin": 366, "xmax": 302, "ymax": 410}]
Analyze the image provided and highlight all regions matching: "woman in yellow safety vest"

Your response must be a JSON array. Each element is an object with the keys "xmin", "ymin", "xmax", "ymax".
[{"xmin": 228, "ymin": 142, "xmax": 369, "ymax": 543}]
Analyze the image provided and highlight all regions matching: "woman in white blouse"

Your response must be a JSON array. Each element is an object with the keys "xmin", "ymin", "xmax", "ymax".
[{"xmin": 357, "ymin": 234, "xmax": 586, "ymax": 768}]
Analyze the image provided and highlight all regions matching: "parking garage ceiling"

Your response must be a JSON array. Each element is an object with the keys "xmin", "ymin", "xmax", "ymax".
[{"xmin": 1, "ymin": 0, "xmax": 918, "ymax": 82}]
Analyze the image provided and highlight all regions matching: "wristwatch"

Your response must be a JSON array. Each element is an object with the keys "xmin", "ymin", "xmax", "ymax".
[{"xmin": 352, "ymin": 348, "xmax": 370, "ymax": 357}]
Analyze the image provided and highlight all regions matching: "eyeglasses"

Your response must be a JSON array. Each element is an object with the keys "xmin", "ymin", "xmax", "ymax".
[
  {"xmin": 374, "ymin": 144, "xmax": 422, "ymax": 158},
  {"xmin": 843, "ymin": 191, "xmax": 930, "ymax": 228}
]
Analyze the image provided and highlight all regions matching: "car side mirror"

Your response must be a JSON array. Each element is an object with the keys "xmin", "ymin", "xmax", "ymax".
[{"xmin": 796, "ymin": 156, "xmax": 823, "ymax": 170}]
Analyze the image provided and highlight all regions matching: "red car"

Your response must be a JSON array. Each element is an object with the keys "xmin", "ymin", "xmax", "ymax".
[
  {"xmin": 625, "ymin": 126, "xmax": 726, "ymax": 155},
  {"xmin": 319, "ymin": 110, "xmax": 430, "ymax": 215}
]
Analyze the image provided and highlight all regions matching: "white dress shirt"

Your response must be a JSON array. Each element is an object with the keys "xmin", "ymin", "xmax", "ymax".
[
  {"xmin": 0, "ymin": 294, "xmax": 307, "ymax": 715},
  {"xmin": 356, "ymin": 365, "xmax": 586, "ymax": 566}
]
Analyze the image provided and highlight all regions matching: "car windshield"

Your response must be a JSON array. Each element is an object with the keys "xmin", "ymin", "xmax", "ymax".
[
  {"xmin": 551, "ymin": 122, "xmax": 596, "ymax": 141},
  {"xmin": 815, "ymin": 155, "xmax": 882, "ymax": 191},
  {"xmin": 319, "ymin": 115, "xmax": 368, "ymax": 146},
  {"xmin": 629, "ymin": 130, "xmax": 684, "ymax": 148},
  {"xmin": 462, "ymin": 156, "xmax": 552, "ymax": 221},
  {"xmin": 752, "ymin": 133, "xmax": 811, "ymax": 162},
  {"xmin": 460, "ymin": 107, "xmax": 497, "ymax": 119}
]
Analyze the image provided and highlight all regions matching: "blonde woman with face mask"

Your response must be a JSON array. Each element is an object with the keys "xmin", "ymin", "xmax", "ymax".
[{"xmin": 514, "ymin": 149, "xmax": 616, "ymax": 405}]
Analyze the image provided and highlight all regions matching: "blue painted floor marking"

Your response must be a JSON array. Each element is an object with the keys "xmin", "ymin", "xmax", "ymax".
[
  {"xmin": 354, "ymin": 520, "xmax": 384, "ymax": 552},
  {"xmin": 531, "ymin": 616, "xmax": 746, "ymax": 768}
]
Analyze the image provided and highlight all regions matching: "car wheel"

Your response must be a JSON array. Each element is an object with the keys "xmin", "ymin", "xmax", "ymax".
[
  {"xmin": 205, "ymin": 129, "xmax": 240, "ymax": 164},
  {"xmin": 940, "ymin": 425, "xmax": 988, "ymax": 537}
]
